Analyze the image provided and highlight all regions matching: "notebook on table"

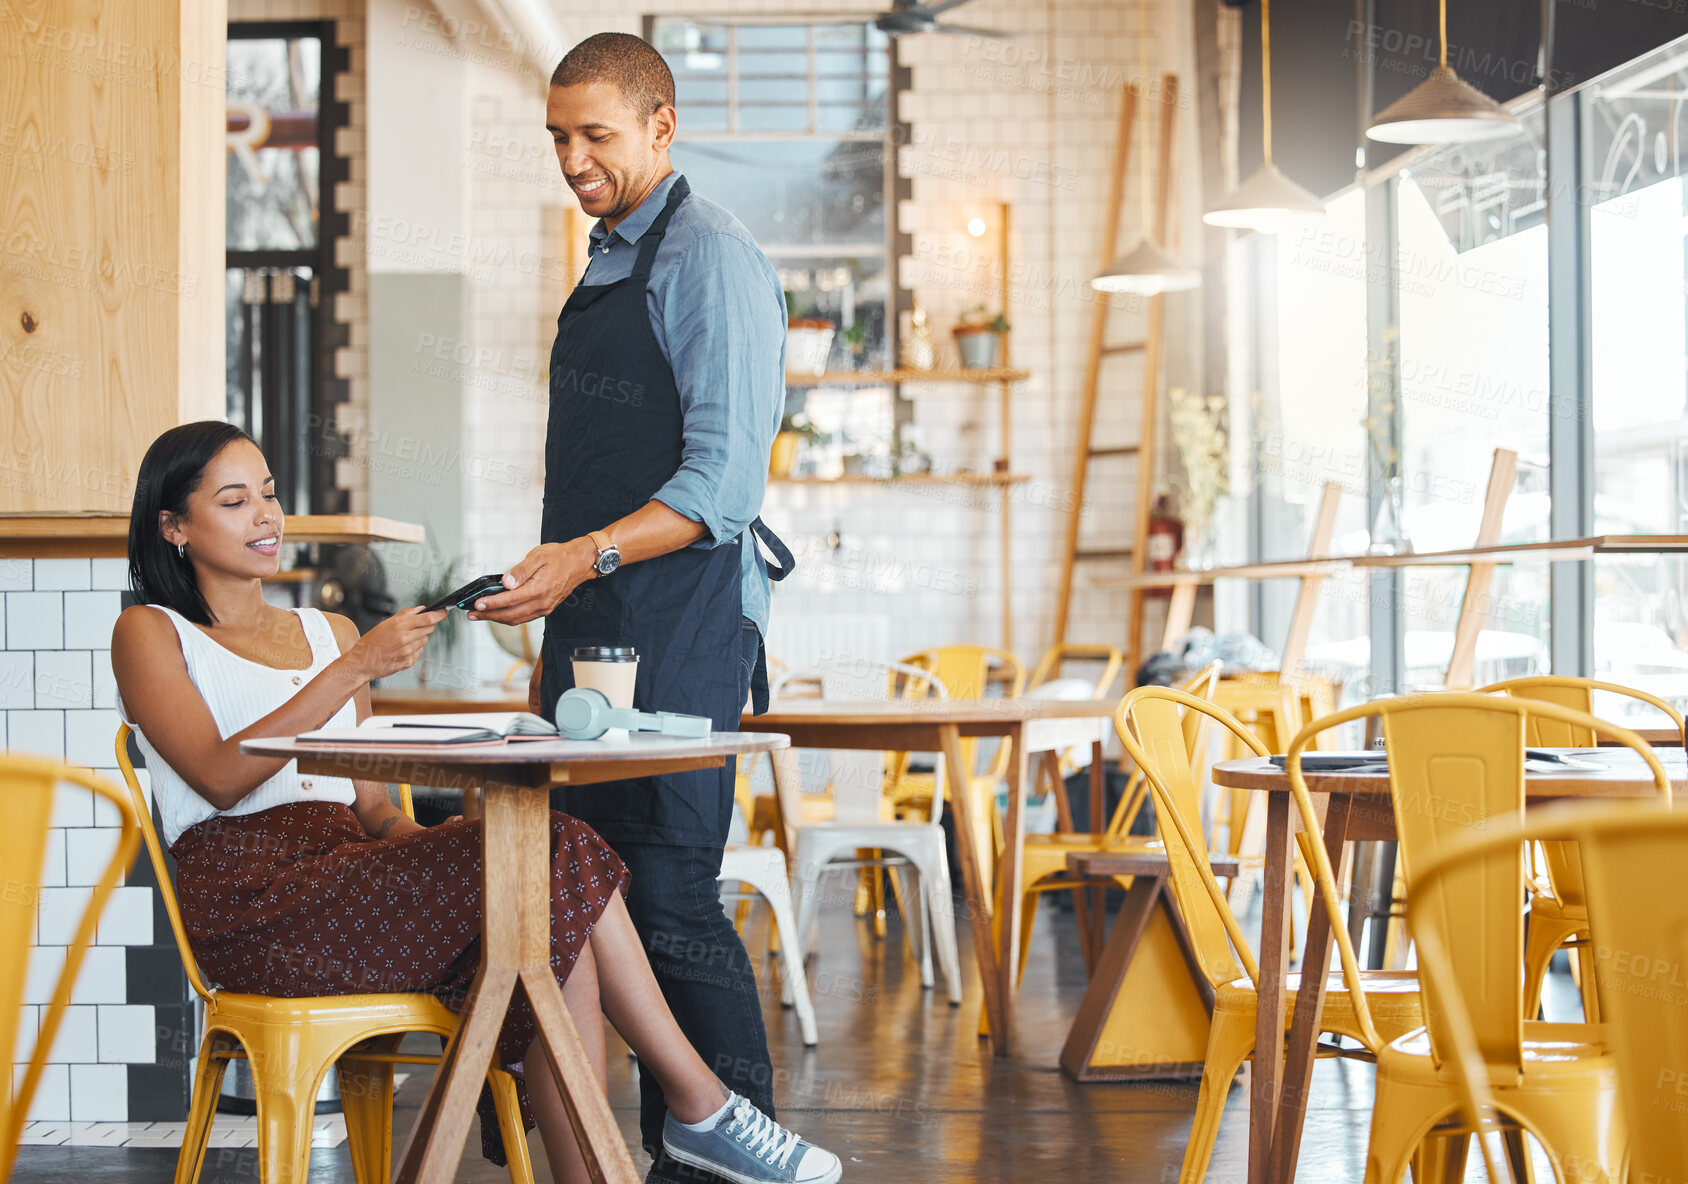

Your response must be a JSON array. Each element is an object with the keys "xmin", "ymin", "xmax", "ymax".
[{"xmin": 297, "ymin": 712, "xmax": 560, "ymax": 746}]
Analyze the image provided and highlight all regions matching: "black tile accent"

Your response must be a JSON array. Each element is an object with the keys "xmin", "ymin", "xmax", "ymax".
[
  {"xmin": 126, "ymin": 788, "xmax": 193, "ymax": 1123},
  {"xmin": 127, "ymin": 1061, "xmax": 192, "ymax": 1124}
]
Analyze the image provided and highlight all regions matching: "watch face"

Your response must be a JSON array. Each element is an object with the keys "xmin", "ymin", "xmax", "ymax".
[{"xmin": 596, "ymin": 548, "xmax": 621, "ymax": 575}]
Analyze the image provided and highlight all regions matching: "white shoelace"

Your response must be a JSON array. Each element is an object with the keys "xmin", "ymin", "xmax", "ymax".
[{"xmin": 725, "ymin": 1096, "xmax": 801, "ymax": 1169}]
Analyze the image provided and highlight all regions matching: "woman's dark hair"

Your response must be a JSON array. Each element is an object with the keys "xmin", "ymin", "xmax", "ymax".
[{"xmin": 128, "ymin": 420, "xmax": 257, "ymax": 625}]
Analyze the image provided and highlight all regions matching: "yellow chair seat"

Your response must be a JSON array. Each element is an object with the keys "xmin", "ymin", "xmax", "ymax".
[{"xmin": 1216, "ymin": 970, "xmax": 1423, "ymax": 1034}]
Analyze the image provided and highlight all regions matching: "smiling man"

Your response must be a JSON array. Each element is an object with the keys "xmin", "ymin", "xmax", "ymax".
[{"xmin": 465, "ymin": 30, "xmax": 822, "ymax": 1184}]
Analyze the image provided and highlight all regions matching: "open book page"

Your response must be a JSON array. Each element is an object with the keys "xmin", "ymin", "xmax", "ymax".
[{"xmin": 358, "ymin": 712, "xmax": 557, "ymax": 737}]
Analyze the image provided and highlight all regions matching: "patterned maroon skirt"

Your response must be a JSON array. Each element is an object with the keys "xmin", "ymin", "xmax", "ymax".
[{"xmin": 170, "ymin": 800, "xmax": 629, "ymax": 1164}]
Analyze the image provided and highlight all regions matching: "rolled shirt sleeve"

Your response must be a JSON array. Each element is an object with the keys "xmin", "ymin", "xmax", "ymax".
[{"xmin": 649, "ymin": 231, "xmax": 786, "ymax": 547}]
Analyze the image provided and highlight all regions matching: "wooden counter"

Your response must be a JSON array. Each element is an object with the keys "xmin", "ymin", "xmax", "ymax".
[{"xmin": 0, "ymin": 513, "xmax": 425, "ymax": 558}]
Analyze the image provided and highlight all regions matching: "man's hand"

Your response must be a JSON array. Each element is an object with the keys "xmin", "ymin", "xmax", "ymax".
[{"xmin": 467, "ymin": 540, "xmax": 595, "ymax": 626}]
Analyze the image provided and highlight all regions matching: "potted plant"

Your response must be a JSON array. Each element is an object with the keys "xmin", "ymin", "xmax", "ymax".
[
  {"xmin": 770, "ymin": 412, "xmax": 822, "ymax": 477},
  {"xmin": 411, "ymin": 549, "xmax": 468, "ymax": 684},
  {"xmin": 952, "ymin": 305, "xmax": 1009, "ymax": 370},
  {"xmin": 842, "ymin": 318, "xmax": 869, "ymax": 369},
  {"xmin": 785, "ymin": 292, "xmax": 834, "ymax": 377}
]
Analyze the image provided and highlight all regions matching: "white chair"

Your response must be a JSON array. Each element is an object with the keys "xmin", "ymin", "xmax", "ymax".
[
  {"xmin": 780, "ymin": 661, "xmax": 965, "ymax": 1006},
  {"xmin": 716, "ymin": 845, "xmax": 817, "ymax": 1045}
]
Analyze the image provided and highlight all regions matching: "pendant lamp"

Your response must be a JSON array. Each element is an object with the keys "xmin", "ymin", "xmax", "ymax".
[
  {"xmin": 1367, "ymin": 0, "xmax": 1520, "ymax": 144},
  {"xmin": 1203, "ymin": 0, "xmax": 1324, "ymax": 233},
  {"xmin": 1092, "ymin": 0, "xmax": 1201, "ymax": 294}
]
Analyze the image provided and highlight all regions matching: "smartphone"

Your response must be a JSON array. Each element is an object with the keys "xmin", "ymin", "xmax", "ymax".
[{"xmin": 424, "ymin": 573, "xmax": 508, "ymax": 613}]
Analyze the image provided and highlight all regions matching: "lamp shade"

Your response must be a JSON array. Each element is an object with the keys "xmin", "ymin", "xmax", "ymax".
[
  {"xmin": 1202, "ymin": 161, "xmax": 1325, "ymax": 232},
  {"xmin": 1367, "ymin": 64, "xmax": 1521, "ymax": 144},
  {"xmin": 1091, "ymin": 238, "xmax": 1202, "ymax": 294}
]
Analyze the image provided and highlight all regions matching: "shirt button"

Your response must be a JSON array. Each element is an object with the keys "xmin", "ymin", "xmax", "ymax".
[
  {"xmin": 291, "ymin": 675, "xmax": 302, "ymax": 686},
  {"xmin": 301, "ymin": 780, "xmax": 312, "ymax": 790}
]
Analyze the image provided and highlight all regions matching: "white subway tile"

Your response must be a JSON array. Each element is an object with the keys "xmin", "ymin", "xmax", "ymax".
[
  {"xmin": 0, "ymin": 651, "xmax": 32, "ymax": 709},
  {"xmin": 6, "ymin": 592, "xmax": 62, "ymax": 650},
  {"xmin": 14, "ymin": 1003, "xmax": 39, "ymax": 1062},
  {"xmin": 62, "ymin": 592, "xmax": 122, "ymax": 651},
  {"xmin": 17, "ymin": 1063, "xmax": 70, "ymax": 1122},
  {"xmin": 68, "ymin": 947, "xmax": 126, "ymax": 1005},
  {"xmin": 64, "ymin": 709, "xmax": 120, "ymax": 768},
  {"xmin": 89, "ymin": 559, "xmax": 129, "ymax": 591},
  {"xmin": 40, "ymin": 827, "xmax": 66, "ymax": 888},
  {"xmin": 92, "ymin": 791, "xmax": 129, "ymax": 830},
  {"xmin": 92, "ymin": 653, "xmax": 116, "ymax": 710},
  {"xmin": 96, "ymin": 1005, "xmax": 155, "ymax": 1064},
  {"xmin": 9, "ymin": 710, "xmax": 64, "ymax": 759},
  {"xmin": 35, "ymin": 651, "xmax": 92, "ymax": 710},
  {"xmin": 42, "ymin": 1004, "xmax": 98, "ymax": 1063},
  {"xmin": 23, "ymin": 944, "xmax": 66, "ymax": 1005},
  {"xmin": 0, "ymin": 559, "xmax": 30, "ymax": 591},
  {"xmin": 94, "ymin": 886, "xmax": 153, "ymax": 947},
  {"xmin": 51, "ymin": 782, "xmax": 94, "ymax": 828},
  {"xmin": 69, "ymin": 1064, "xmax": 127, "ymax": 1122},
  {"xmin": 64, "ymin": 828, "xmax": 123, "ymax": 889},
  {"xmin": 33, "ymin": 559, "xmax": 91, "ymax": 591},
  {"xmin": 38, "ymin": 886, "xmax": 95, "ymax": 946}
]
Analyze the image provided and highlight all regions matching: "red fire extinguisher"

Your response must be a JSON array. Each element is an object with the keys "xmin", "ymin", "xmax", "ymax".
[{"xmin": 1146, "ymin": 494, "xmax": 1184, "ymax": 574}]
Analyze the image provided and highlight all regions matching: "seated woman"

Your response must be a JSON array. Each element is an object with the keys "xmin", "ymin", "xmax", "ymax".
[{"xmin": 111, "ymin": 421, "xmax": 840, "ymax": 1184}]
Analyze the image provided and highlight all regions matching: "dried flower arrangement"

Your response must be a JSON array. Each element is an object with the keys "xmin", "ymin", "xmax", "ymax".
[{"xmin": 1167, "ymin": 386, "xmax": 1230, "ymax": 567}]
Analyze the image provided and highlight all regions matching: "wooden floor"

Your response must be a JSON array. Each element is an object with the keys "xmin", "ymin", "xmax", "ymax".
[{"xmin": 14, "ymin": 874, "xmax": 1567, "ymax": 1183}]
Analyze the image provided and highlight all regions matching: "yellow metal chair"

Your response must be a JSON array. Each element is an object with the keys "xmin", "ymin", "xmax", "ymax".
[
  {"xmin": 1372, "ymin": 801, "xmax": 1688, "ymax": 1184},
  {"xmin": 1287, "ymin": 694, "xmax": 1669, "ymax": 1181},
  {"xmin": 1118, "ymin": 687, "xmax": 1423, "ymax": 1184},
  {"xmin": 1028, "ymin": 642, "xmax": 1125, "ymax": 778},
  {"xmin": 115, "ymin": 726, "xmax": 534, "ymax": 1184},
  {"xmin": 2, "ymin": 755, "xmax": 140, "ymax": 1181},
  {"xmin": 888, "ymin": 645, "xmax": 1028, "ymax": 893},
  {"xmin": 1477, "ymin": 674, "xmax": 1683, "ymax": 1022},
  {"xmin": 994, "ymin": 661, "xmax": 1222, "ymax": 995}
]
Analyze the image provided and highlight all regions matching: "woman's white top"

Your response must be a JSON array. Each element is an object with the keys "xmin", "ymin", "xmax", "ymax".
[{"xmin": 116, "ymin": 604, "xmax": 357, "ymax": 846}]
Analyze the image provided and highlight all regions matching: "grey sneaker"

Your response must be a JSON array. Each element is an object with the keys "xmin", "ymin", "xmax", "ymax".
[{"xmin": 662, "ymin": 1092, "xmax": 842, "ymax": 1184}]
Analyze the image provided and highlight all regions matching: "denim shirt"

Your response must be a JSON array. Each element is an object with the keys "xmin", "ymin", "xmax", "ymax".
[{"xmin": 579, "ymin": 172, "xmax": 785, "ymax": 636}]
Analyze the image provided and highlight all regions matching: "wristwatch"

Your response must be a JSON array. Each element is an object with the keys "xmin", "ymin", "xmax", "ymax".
[{"xmin": 588, "ymin": 529, "xmax": 621, "ymax": 576}]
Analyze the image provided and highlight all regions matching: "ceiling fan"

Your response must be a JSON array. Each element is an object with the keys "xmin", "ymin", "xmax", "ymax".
[{"xmin": 873, "ymin": 0, "xmax": 1016, "ymax": 38}]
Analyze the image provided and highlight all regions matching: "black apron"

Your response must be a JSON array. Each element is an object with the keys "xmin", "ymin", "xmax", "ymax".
[{"xmin": 538, "ymin": 176, "xmax": 791, "ymax": 849}]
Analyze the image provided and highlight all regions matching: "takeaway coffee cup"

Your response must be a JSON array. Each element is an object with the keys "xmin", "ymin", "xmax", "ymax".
[{"xmin": 572, "ymin": 646, "xmax": 638, "ymax": 739}]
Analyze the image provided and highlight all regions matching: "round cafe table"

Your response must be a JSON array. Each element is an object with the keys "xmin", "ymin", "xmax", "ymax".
[
  {"xmin": 1210, "ymin": 746, "xmax": 1684, "ymax": 1184},
  {"xmin": 241, "ymin": 731, "xmax": 789, "ymax": 1184}
]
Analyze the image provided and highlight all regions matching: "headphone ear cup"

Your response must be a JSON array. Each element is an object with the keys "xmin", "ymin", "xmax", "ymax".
[{"xmin": 554, "ymin": 687, "xmax": 612, "ymax": 740}]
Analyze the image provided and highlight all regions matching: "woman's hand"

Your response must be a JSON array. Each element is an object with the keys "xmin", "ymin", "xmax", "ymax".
[{"xmin": 344, "ymin": 607, "xmax": 447, "ymax": 680}]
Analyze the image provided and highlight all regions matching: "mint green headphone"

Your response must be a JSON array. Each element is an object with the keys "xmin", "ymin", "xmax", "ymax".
[{"xmin": 553, "ymin": 687, "xmax": 713, "ymax": 741}]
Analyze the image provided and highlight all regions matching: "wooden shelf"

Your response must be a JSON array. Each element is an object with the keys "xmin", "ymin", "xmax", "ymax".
[
  {"xmin": 1348, "ymin": 534, "xmax": 1688, "ymax": 569},
  {"xmin": 769, "ymin": 472, "xmax": 1030, "ymax": 487},
  {"xmin": 785, "ymin": 367, "xmax": 1030, "ymax": 387},
  {"xmin": 1095, "ymin": 558, "xmax": 1352, "ymax": 590},
  {"xmin": 0, "ymin": 514, "xmax": 426, "ymax": 558}
]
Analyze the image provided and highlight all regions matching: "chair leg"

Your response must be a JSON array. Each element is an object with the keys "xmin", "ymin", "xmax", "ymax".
[
  {"xmin": 487, "ymin": 1067, "xmax": 536, "ymax": 1184},
  {"xmin": 1178, "ymin": 1007, "xmax": 1253, "ymax": 1184},
  {"xmin": 889, "ymin": 862, "xmax": 932, "ymax": 988},
  {"xmin": 792, "ymin": 843, "xmax": 826, "ymax": 961},
  {"xmin": 175, "ymin": 1030, "xmax": 236, "ymax": 1184},
  {"xmin": 1571, "ymin": 939, "xmax": 1602, "ymax": 1024},
  {"xmin": 248, "ymin": 1027, "xmax": 329, "ymax": 1184},
  {"xmin": 757, "ymin": 858, "xmax": 819, "ymax": 1047},
  {"xmin": 924, "ymin": 841, "xmax": 964, "ymax": 1006},
  {"xmin": 338, "ymin": 1035, "xmax": 403, "ymax": 1184},
  {"xmin": 1408, "ymin": 1133, "xmax": 1468, "ymax": 1184}
]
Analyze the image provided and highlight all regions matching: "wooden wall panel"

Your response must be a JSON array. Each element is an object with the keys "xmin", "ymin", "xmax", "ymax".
[{"xmin": 0, "ymin": 0, "xmax": 225, "ymax": 513}]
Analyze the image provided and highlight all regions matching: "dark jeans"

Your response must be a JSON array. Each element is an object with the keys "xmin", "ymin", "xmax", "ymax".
[{"xmin": 618, "ymin": 841, "xmax": 775, "ymax": 1182}]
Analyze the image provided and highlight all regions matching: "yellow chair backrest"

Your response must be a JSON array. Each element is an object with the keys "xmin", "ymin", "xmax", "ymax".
[
  {"xmin": 1106, "ymin": 661, "xmax": 1222, "ymax": 838},
  {"xmin": 1286, "ymin": 693, "xmax": 1669, "ymax": 1073},
  {"xmin": 1030, "ymin": 643, "xmax": 1124, "ymax": 699},
  {"xmin": 902, "ymin": 646, "xmax": 1027, "ymax": 783},
  {"xmin": 1404, "ymin": 801, "xmax": 1688, "ymax": 1182},
  {"xmin": 2, "ymin": 755, "xmax": 139, "ymax": 1175},
  {"xmin": 113, "ymin": 725, "xmax": 418, "ymax": 1006},
  {"xmin": 1479, "ymin": 675, "xmax": 1684, "ymax": 919}
]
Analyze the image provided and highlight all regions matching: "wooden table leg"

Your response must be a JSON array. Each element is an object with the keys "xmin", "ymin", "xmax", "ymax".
[
  {"xmin": 394, "ymin": 781, "xmax": 639, "ymax": 1184},
  {"xmin": 1041, "ymin": 750, "xmax": 1099, "ymax": 973},
  {"xmin": 1086, "ymin": 740, "xmax": 1107, "ymax": 964},
  {"xmin": 941, "ymin": 724, "xmax": 1008, "ymax": 1055},
  {"xmin": 996, "ymin": 725, "xmax": 1031, "ymax": 1051},
  {"xmin": 1059, "ymin": 873, "xmax": 1162, "ymax": 1078},
  {"xmin": 1268, "ymin": 796, "xmax": 1353, "ymax": 1182},
  {"xmin": 1249, "ymin": 792, "xmax": 1294, "ymax": 1184}
]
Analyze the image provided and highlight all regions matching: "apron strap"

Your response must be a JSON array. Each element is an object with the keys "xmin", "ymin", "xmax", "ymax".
[
  {"xmin": 631, "ymin": 175, "xmax": 692, "ymax": 281},
  {"xmin": 750, "ymin": 517, "xmax": 795, "ymax": 583}
]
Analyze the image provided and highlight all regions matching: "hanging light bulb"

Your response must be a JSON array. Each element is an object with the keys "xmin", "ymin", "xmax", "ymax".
[
  {"xmin": 1203, "ymin": 0, "xmax": 1324, "ymax": 233},
  {"xmin": 1367, "ymin": 0, "xmax": 1520, "ymax": 144},
  {"xmin": 1093, "ymin": 0, "xmax": 1202, "ymax": 294}
]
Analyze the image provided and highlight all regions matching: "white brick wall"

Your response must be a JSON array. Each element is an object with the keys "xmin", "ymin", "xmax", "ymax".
[{"xmin": 6, "ymin": 562, "xmax": 147, "ymax": 1122}]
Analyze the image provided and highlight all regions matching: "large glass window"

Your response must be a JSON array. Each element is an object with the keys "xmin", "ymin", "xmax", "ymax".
[
  {"xmin": 652, "ymin": 18, "xmax": 892, "ymax": 373},
  {"xmin": 1586, "ymin": 40, "xmax": 1688, "ymax": 720},
  {"xmin": 1394, "ymin": 113, "xmax": 1552, "ymax": 687}
]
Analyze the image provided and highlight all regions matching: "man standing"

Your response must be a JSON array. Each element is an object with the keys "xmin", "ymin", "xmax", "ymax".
[{"xmin": 470, "ymin": 31, "xmax": 812, "ymax": 1184}]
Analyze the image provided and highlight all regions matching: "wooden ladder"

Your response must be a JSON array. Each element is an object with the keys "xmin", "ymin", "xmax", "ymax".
[{"xmin": 1051, "ymin": 74, "xmax": 1181, "ymax": 673}]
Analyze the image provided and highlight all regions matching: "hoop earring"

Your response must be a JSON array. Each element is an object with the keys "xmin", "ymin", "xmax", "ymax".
[{"xmin": 177, "ymin": 543, "xmax": 185, "ymax": 559}]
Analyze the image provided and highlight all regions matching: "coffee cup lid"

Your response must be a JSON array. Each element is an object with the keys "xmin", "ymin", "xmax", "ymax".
[{"xmin": 573, "ymin": 645, "xmax": 638, "ymax": 662}]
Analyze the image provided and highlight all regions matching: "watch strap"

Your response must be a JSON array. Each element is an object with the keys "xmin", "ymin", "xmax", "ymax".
[{"xmin": 588, "ymin": 529, "xmax": 614, "ymax": 555}]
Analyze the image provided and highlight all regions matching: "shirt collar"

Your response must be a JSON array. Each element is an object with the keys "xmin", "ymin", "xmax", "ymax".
[{"xmin": 588, "ymin": 172, "xmax": 683, "ymax": 251}]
